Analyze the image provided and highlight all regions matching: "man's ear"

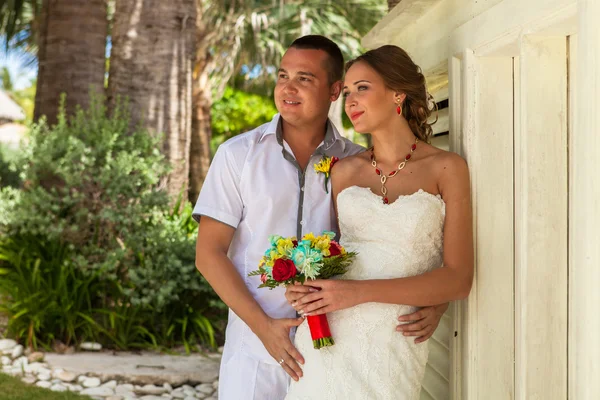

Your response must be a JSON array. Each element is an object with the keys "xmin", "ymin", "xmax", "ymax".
[{"xmin": 330, "ymin": 81, "xmax": 343, "ymax": 101}]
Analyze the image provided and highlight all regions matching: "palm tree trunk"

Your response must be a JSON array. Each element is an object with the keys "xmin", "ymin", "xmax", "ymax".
[
  {"xmin": 188, "ymin": 52, "xmax": 212, "ymax": 203},
  {"xmin": 34, "ymin": 0, "xmax": 107, "ymax": 124},
  {"xmin": 388, "ymin": 0, "xmax": 402, "ymax": 11},
  {"xmin": 107, "ymin": 0, "xmax": 197, "ymax": 199}
]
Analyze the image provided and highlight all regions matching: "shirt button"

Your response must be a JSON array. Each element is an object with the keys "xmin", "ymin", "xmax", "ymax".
[
  {"xmin": 300, "ymin": 221, "xmax": 305, "ymax": 225},
  {"xmin": 301, "ymin": 187, "xmax": 305, "ymax": 192}
]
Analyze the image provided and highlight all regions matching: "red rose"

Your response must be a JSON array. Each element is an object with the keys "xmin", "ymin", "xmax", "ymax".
[
  {"xmin": 328, "ymin": 241, "xmax": 342, "ymax": 257},
  {"xmin": 272, "ymin": 259, "xmax": 297, "ymax": 282},
  {"xmin": 260, "ymin": 273, "xmax": 268, "ymax": 284},
  {"xmin": 292, "ymin": 240, "xmax": 298, "ymax": 247}
]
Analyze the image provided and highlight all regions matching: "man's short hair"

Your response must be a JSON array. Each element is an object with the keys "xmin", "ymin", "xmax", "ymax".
[{"xmin": 290, "ymin": 35, "xmax": 344, "ymax": 84}]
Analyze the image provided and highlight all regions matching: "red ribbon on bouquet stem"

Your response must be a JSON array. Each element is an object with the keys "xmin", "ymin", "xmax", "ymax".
[{"xmin": 306, "ymin": 314, "xmax": 334, "ymax": 349}]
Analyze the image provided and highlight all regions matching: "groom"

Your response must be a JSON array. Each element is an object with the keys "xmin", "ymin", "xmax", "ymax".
[{"xmin": 194, "ymin": 35, "xmax": 448, "ymax": 400}]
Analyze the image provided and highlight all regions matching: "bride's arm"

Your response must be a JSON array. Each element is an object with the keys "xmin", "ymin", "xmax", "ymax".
[{"xmin": 297, "ymin": 152, "xmax": 474, "ymax": 314}]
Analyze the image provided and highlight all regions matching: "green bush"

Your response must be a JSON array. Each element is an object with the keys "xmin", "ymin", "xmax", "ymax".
[
  {"xmin": 0, "ymin": 96, "xmax": 225, "ymax": 351},
  {"xmin": 0, "ymin": 235, "xmax": 100, "ymax": 349},
  {"xmin": 211, "ymin": 86, "xmax": 277, "ymax": 153},
  {"xmin": 0, "ymin": 145, "xmax": 22, "ymax": 188}
]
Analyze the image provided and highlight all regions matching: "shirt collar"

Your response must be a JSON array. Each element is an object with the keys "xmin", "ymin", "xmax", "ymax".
[{"xmin": 259, "ymin": 113, "xmax": 346, "ymax": 152}]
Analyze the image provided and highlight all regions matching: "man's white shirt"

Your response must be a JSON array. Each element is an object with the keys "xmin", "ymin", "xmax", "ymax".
[{"xmin": 193, "ymin": 113, "xmax": 364, "ymax": 365}]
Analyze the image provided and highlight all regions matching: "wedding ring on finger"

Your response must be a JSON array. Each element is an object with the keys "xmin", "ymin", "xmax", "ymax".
[{"xmin": 279, "ymin": 358, "xmax": 285, "ymax": 365}]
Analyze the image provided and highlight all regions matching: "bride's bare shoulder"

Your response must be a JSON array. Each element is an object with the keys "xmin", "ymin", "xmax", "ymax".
[
  {"xmin": 332, "ymin": 151, "xmax": 369, "ymax": 178},
  {"xmin": 330, "ymin": 151, "xmax": 369, "ymax": 195}
]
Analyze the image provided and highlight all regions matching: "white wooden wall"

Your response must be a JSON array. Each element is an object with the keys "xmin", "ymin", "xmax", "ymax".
[{"xmin": 365, "ymin": 0, "xmax": 600, "ymax": 398}]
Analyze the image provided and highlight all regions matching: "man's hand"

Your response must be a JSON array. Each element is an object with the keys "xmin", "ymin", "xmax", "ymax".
[
  {"xmin": 255, "ymin": 317, "xmax": 306, "ymax": 381},
  {"xmin": 397, "ymin": 303, "xmax": 449, "ymax": 344},
  {"xmin": 196, "ymin": 218, "xmax": 305, "ymax": 380}
]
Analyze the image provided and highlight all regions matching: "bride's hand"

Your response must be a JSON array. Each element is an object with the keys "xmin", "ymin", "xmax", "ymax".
[
  {"xmin": 285, "ymin": 282, "xmax": 318, "ymax": 314},
  {"xmin": 292, "ymin": 280, "xmax": 359, "ymax": 316}
]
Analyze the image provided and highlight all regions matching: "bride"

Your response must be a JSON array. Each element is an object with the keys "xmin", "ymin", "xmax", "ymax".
[{"xmin": 284, "ymin": 45, "xmax": 474, "ymax": 399}]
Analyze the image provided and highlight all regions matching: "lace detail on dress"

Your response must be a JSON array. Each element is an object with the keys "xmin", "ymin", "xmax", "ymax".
[{"xmin": 286, "ymin": 186, "xmax": 445, "ymax": 400}]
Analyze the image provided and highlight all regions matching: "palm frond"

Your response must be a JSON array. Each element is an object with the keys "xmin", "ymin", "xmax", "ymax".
[{"xmin": 198, "ymin": 0, "xmax": 385, "ymax": 100}]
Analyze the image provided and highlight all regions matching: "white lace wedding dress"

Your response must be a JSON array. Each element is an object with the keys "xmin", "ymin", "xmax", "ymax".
[{"xmin": 286, "ymin": 186, "xmax": 446, "ymax": 400}]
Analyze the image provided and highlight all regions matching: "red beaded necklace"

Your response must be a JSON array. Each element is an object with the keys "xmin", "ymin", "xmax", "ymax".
[{"xmin": 370, "ymin": 137, "xmax": 419, "ymax": 204}]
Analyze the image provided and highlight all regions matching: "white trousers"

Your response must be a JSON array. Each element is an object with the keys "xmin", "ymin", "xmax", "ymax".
[{"xmin": 218, "ymin": 349, "xmax": 291, "ymax": 400}]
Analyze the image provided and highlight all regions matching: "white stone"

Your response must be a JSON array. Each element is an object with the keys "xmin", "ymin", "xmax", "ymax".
[
  {"xmin": 195, "ymin": 383, "xmax": 214, "ymax": 394},
  {"xmin": 116, "ymin": 383, "xmax": 135, "ymax": 393},
  {"xmin": 21, "ymin": 375, "xmax": 36, "ymax": 384},
  {"xmin": 181, "ymin": 385, "xmax": 194, "ymax": 391},
  {"xmin": 183, "ymin": 397, "xmax": 196, "ymax": 400},
  {"xmin": 37, "ymin": 373, "xmax": 51, "ymax": 381},
  {"xmin": 51, "ymin": 384, "xmax": 68, "ymax": 392},
  {"xmin": 205, "ymin": 397, "xmax": 217, "ymax": 400},
  {"xmin": 212, "ymin": 380, "xmax": 218, "ymax": 390},
  {"xmin": 0, "ymin": 339, "xmax": 17, "ymax": 351},
  {"xmin": 81, "ymin": 386, "xmax": 116, "ymax": 396},
  {"xmin": 78, "ymin": 375, "xmax": 89, "ymax": 383},
  {"xmin": 55, "ymin": 370, "xmax": 77, "ymax": 382},
  {"xmin": 139, "ymin": 384, "xmax": 168, "ymax": 395},
  {"xmin": 140, "ymin": 396, "xmax": 167, "ymax": 400},
  {"xmin": 163, "ymin": 382, "xmax": 173, "ymax": 391},
  {"xmin": 24, "ymin": 362, "xmax": 49, "ymax": 374},
  {"xmin": 80, "ymin": 342, "xmax": 102, "ymax": 351},
  {"xmin": 82, "ymin": 376, "xmax": 102, "ymax": 388},
  {"xmin": 12, "ymin": 355, "xmax": 28, "ymax": 368},
  {"xmin": 183, "ymin": 389, "xmax": 196, "ymax": 397},
  {"xmin": 70, "ymin": 384, "xmax": 83, "ymax": 392},
  {"xmin": 36, "ymin": 380, "xmax": 52, "ymax": 389},
  {"xmin": 1, "ymin": 356, "xmax": 10, "ymax": 365},
  {"xmin": 106, "ymin": 396, "xmax": 125, "ymax": 400},
  {"xmin": 102, "ymin": 379, "xmax": 118, "ymax": 389},
  {"xmin": 10, "ymin": 344, "xmax": 23, "ymax": 359},
  {"xmin": 171, "ymin": 392, "xmax": 186, "ymax": 399}
]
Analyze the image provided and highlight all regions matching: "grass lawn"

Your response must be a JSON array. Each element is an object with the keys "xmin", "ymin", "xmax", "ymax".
[{"xmin": 0, "ymin": 373, "xmax": 90, "ymax": 400}]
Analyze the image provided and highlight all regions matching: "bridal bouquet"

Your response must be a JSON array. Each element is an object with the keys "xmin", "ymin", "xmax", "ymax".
[{"xmin": 249, "ymin": 231, "xmax": 356, "ymax": 349}]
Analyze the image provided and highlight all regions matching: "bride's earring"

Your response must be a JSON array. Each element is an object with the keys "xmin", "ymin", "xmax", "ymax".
[{"xmin": 396, "ymin": 99, "xmax": 403, "ymax": 116}]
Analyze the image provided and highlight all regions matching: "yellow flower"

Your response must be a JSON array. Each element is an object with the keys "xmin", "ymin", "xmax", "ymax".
[
  {"xmin": 314, "ymin": 157, "xmax": 334, "ymax": 178},
  {"xmin": 302, "ymin": 233, "xmax": 317, "ymax": 243},
  {"xmin": 276, "ymin": 238, "xmax": 295, "ymax": 257},
  {"xmin": 313, "ymin": 236, "xmax": 331, "ymax": 255},
  {"xmin": 268, "ymin": 250, "xmax": 282, "ymax": 261},
  {"xmin": 313, "ymin": 155, "xmax": 339, "ymax": 193}
]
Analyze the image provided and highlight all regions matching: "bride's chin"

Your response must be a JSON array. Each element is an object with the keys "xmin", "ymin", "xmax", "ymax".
[{"xmin": 351, "ymin": 125, "xmax": 369, "ymax": 134}]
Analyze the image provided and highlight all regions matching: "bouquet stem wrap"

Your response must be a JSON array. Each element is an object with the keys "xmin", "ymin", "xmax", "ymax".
[{"xmin": 307, "ymin": 314, "xmax": 334, "ymax": 349}]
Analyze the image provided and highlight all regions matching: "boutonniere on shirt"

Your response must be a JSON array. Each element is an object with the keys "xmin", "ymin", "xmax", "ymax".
[{"xmin": 314, "ymin": 155, "xmax": 339, "ymax": 193}]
